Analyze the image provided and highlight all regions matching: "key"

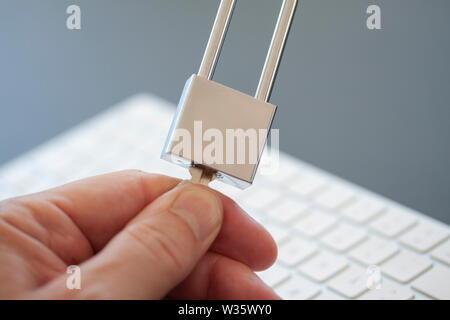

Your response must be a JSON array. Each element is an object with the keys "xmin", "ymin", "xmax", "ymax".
[
  {"xmin": 293, "ymin": 210, "xmax": 337, "ymax": 237},
  {"xmin": 369, "ymin": 208, "xmax": 417, "ymax": 238},
  {"xmin": 189, "ymin": 166, "xmax": 217, "ymax": 186},
  {"xmin": 298, "ymin": 251, "xmax": 348, "ymax": 282},
  {"xmin": 313, "ymin": 290, "xmax": 343, "ymax": 300},
  {"xmin": 276, "ymin": 276, "xmax": 320, "ymax": 300},
  {"xmin": 431, "ymin": 240, "xmax": 450, "ymax": 266},
  {"xmin": 239, "ymin": 187, "xmax": 280, "ymax": 212},
  {"xmin": 278, "ymin": 237, "xmax": 317, "ymax": 267},
  {"xmin": 348, "ymin": 237, "xmax": 399, "ymax": 266},
  {"xmin": 359, "ymin": 280, "xmax": 414, "ymax": 300},
  {"xmin": 161, "ymin": 0, "xmax": 298, "ymax": 189},
  {"xmin": 265, "ymin": 198, "xmax": 308, "ymax": 224},
  {"xmin": 412, "ymin": 266, "xmax": 450, "ymax": 300},
  {"xmin": 313, "ymin": 184, "xmax": 355, "ymax": 210},
  {"xmin": 289, "ymin": 173, "xmax": 327, "ymax": 198},
  {"xmin": 262, "ymin": 157, "xmax": 300, "ymax": 185},
  {"xmin": 399, "ymin": 223, "xmax": 448, "ymax": 253},
  {"xmin": 381, "ymin": 251, "xmax": 432, "ymax": 283},
  {"xmin": 340, "ymin": 196, "xmax": 385, "ymax": 224},
  {"xmin": 327, "ymin": 266, "xmax": 369, "ymax": 299},
  {"xmin": 264, "ymin": 223, "xmax": 290, "ymax": 244},
  {"xmin": 257, "ymin": 264, "xmax": 291, "ymax": 288},
  {"xmin": 320, "ymin": 223, "xmax": 367, "ymax": 252}
]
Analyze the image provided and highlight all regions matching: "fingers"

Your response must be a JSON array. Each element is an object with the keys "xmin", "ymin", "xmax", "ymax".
[
  {"xmin": 3, "ymin": 170, "xmax": 276, "ymax": 270},
  {"xmin": 169, "ymin": 252, "xmax": 279, "ymax": 300},
  {"xmin": 36, "ymin": 183, "xmax": 224, "ymax": 299},
  {"xmin": 42, "ymin": 170, "xmax": 180, "ymax": 251},
  {"xmin": 209, "ymin": 195, "xmax": 277, "ymax": 271}
]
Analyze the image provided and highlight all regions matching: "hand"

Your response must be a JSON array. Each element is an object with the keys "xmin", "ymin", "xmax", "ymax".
[{"xmin": 0, "ymin": 170, "xmax": 278, "ymax": 299}]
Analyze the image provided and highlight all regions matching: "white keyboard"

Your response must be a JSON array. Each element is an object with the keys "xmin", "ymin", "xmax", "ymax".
[{"xmin": 1, "ymin": 94, "xmax": 449, "ymax": 300}]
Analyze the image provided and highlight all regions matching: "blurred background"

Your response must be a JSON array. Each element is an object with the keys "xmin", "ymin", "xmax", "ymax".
[{"xmin": 0, "ymin": 0, "xmax": 449, "ymax": 223}]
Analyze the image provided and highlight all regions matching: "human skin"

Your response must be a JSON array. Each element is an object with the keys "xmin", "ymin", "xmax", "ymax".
[{"xmin": 0, "ymin": 170, "xmax": 278, "ymax": 299}]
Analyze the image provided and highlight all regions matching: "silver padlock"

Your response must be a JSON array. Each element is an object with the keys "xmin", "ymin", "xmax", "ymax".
[{"xmin": 161, "ymin": 0, "xmax": 297, "ymax": 188}]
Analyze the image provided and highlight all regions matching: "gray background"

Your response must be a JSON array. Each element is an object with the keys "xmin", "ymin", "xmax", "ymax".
[{"xmin": 0, "ymin": 0, "xmax": 449, "ymax": 223}]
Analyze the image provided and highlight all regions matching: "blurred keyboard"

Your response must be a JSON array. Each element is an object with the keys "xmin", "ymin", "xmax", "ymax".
[{"xmin": 0, "ymin": 94, "xmax": 449, "ymax": 300}]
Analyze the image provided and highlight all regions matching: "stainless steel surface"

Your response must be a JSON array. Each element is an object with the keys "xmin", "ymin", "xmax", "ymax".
[
  {"xmin": 198, "ymin": 0, "xmax": 298, "ymax": 101},
  {"xmin": 163, "ymin": 0, "xmax": 296, "ymax": 188},
  {"xmin": 161, "ymin": 75, "xmax": 276, "ymax": 188},
  {"xmin": 255, "ymin": 0, "xmax": 298, "ymax": 102},
  {"xmin": 198, "ymin": 0, "xmax": 236, "ymax": 79}
]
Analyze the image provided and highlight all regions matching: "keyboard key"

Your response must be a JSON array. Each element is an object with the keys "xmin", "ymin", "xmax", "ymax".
[
  {"xmin": 262, "ymin": 158, "xmax": 300, "ymax": 185},
  {"xmin": 340, "ymin": 196, "xmax": 385, "ymax": 224},
  {"xmin": 348, "ymin": 237, "xmax": 399, "ymax": 266},
  {"xmin": 313, "ymin": 184, "xmax": 355, "ymax": 210},
  {"xmin": 327, "ymin": 266, "xmax": 368, "ymax": 299},
  {"xmin": 298, "ymin": 251, "xmax": 347, "ymax": 282},
  {"xmin": 412, "ymin": 266, "xmax": 450, "ymax": 300},
  {"xmin": 369, "ymin": 208, "xmax": 417, "ymax": 238},
  {"xmin": 265, "ymin": 223, "xmax": 289, "ymax": 244},
  {"xmin": 278, "ymin": 237, "xmax": 317, "ymax": 267},
  {"xmin": 313, "ymin": 290, "xmax": 343, "ymax": 300},
  {"xmin": 293, "ymin": 210, "xmax": 337, "ymax": 237},
  {"xmin": 266, "ymin": 198, "xmax": 309, "ymax": 224},
  {"xmin": 240, "ymin": 187, "xmax": 280, "ymax": 212},
  {"xmin": 399, "ymin": 223, "xmax": 448, "ymax": 253},
  {"xmin": 289, "ymin": 173, "xmax": 327, "ymax": 198},
  {"xmin": 359, "ymin": 280, "xmax": 414, "ymax": 300},
  {"xmin": 381, "ymin": 251, "xmax": 432, "ymax": 283},
  {"xmin": 276, "ymin": 276, "xmax": 320, "ymax": 300},
  {"xmin": 257, "ymin": 264, "xmax": 291, "ymax": 288},
  {"xmin": 431, "ymin": 240, "xmax": 450, "ymax": 266},
  {"xmin": 320, "ymin": 223, "xmax": 367, "ymax": 252}
]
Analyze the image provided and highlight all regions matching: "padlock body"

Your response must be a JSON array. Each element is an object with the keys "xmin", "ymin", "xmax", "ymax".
[{"xmin": 161, "ymin": 74, "xmax": 277, "ymax": 189}]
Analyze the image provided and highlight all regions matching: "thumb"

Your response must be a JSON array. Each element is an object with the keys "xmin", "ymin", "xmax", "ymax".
[{"xmin": 41, "ymin": 182, "xmax": 224, "ymax": 299}]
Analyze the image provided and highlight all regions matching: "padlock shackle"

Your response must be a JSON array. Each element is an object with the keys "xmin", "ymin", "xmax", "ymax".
[
  {"xmin": 197, "ymin": 0, "xmax": 298, "ymax": 102},
  {"xmin": 256, "ymin": 0, "xmax": 297, "ymax": 102},
  {"xmin": 198, "ymin": 0, "xmax": 236, "ymax": 80}
]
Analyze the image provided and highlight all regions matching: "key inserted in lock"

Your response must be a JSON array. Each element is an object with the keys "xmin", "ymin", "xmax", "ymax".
[{"xmin": 161, "ymin": 0, "xmax": 298, "ymax": 188}]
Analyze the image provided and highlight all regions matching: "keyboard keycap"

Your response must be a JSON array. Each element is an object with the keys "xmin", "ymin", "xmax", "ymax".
[
  {"xmin": 399, "ymin": 223, "xmax": 448, "ymax": 253},
  {"xmin": 313, "ymin": 184, "xmax": 355, "ymax": 210},
  {"xmin": 298, "ymin": 251, "xmax": 347, "ymax": 282},
  {"xmin": 340, "ymin": 196, "xmax": 385, "ymax": 224},
  {"xmin": 412, "ymin": 266, "xmax": 450, "ymax": 300},
  {"xmin": 265, "ymin": 223, "xmax": 289, "ymax": 244},
  {"xmin": 262, "ymin": 158, "xmax": 300, "ymax": 185},
  {"xmin": 359, "ymin": 280, "xmax": 414, "ymax": 300},
  {"xmin": 266, "ymin": 199, "xmax": 309, "ymax": 224},
  {"xmin": 348, "ymin": 237, "xmax": 399, "ymax": 266},
  {"xmin": 257, "ymin": 264, "xmax": 291, "ymax": 288},
  {"xmin": 276, "ymin": 276, "xmax": 320, "ymax": 300},
  {"xmin": 313, "ymin": 290, "xmax": 343, "ymax": 300},
  {"xmin": 381, "ymin": 251, "xmax": 432, "ymax": 283},
  {"xmin": 278, "ymin": 237, "xmax": 317, "ymax": 267},
  {"xmin": 320, "ymin": 223, "xmax": 367, "ymax": 252},
  {"xmin": 327, "ymin": 266, "xmax": 368, "ymax": 299},
  {"xmin": 293, "ymin": 210, "xmax": 337, "ymax": 237},
  {"xmin": 431, "ymin": 240, "xmax": 450, "ymax": 266},
  {"xmin": 240, "ymin": 187, "xmax": 280, "ymax": 212},
  {"xmin": 369, "ymin": 209, "xmax": 417, "ymax": 238},
  {"xmin": 289, "ymin": 173, "xmax": 327, "ymax": 198}
]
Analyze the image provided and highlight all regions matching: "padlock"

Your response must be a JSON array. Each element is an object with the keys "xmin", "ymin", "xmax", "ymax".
[{"xmin": 161, "ymin": 0, "xmax": 297, "ymax": 189}]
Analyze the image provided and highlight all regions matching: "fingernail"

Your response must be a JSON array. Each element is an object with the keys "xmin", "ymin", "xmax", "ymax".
[{"xmin": 170, "ymin": 186, "xmax": 222, "ymax": 242}]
